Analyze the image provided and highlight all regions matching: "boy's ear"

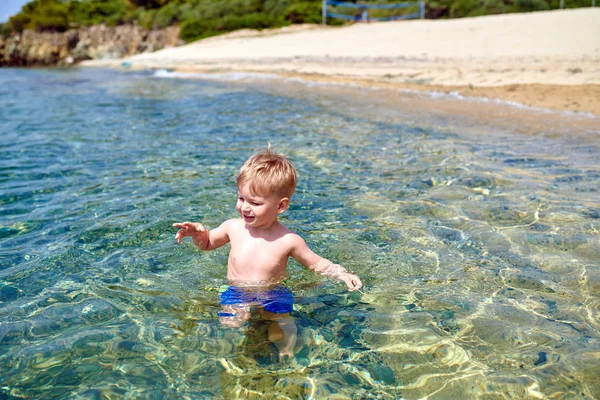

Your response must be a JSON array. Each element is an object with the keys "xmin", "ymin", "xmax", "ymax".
[{"xmin": 277, "ymin": 197, "xmax": 290, "ymax": 214}]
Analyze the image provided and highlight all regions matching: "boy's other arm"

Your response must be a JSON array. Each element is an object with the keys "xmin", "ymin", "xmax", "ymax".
[
  {"xmin": 289, "ymin": 235, "xmax": 363, "ymax": 291},
  {"xmin": 173, "ymin": 220, "xmax": 231, "ymax": 251}
]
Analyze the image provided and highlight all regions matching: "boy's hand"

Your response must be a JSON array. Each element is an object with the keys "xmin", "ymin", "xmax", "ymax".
[
  {"xmin": 308, "ymin": 260, "xmax": 363, "ymax": 292},
  {"xmin": 172, "ymin": 222, "xmax": 208, "ymax": 245},
  {"xmin": 338, "ymin": 272, "xmax": 363, "ymax": 292}
]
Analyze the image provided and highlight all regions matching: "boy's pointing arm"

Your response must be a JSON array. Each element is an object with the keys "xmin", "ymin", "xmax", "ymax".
[{"xmin": 173, "ymin": 220, "xmax": 232, "ymax": 251}]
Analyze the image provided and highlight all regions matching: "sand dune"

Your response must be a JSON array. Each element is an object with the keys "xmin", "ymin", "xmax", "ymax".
[{"xmin": 84, "ymin": 8, "xmax": 600, "ymax": 115}]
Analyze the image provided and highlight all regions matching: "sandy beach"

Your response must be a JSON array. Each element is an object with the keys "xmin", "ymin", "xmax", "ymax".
[{"xmin": 84, "ymin": 8, "xmax": 600, "ymax": 116}]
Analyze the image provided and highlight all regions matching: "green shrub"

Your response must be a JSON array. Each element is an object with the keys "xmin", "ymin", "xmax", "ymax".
[
  {"xmin": 128, "ymin": 0, "xmax": 169, "ymax": 9},
  {"xmin": 0, "ymin": 23, "xmax": 11, "ymax": 38},
  {"xmin": 153, "ymin": 3, "xmax": 182, "ymax": 28},
  {"xmin": 8, "ymin": 13, "xmax": 32, "ymax": 32},
  {"xmin": 137, "ymin": 9, "xmax": 158, "ymax": 28},
  {"xmin": 180, "ymin": 19, "xmax": 217, "ymax": 42},
  {"xmin": 28, "ymin": 0, "xmax": 71, "ymax": 31},
  {"xmin": 449, "ymin": 0, "xmax": 481, "ymax": 17},
  {"xmin": 285, "ymin": 2, "xmax": 322, "ymax": 23},
  {"xmin": 514, "ymin": 0, "xmax": 551, "ymax": 11}
]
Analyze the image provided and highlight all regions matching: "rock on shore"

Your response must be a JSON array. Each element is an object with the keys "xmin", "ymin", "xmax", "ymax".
[{"xmin": 0, "ymin": 24, "xmax": 182, "ymax": 67}]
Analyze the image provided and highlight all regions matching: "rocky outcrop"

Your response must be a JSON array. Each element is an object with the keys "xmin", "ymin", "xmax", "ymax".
[{"xmin": 0, "ymin": 24, "xmax": 183, "ymax": 67}]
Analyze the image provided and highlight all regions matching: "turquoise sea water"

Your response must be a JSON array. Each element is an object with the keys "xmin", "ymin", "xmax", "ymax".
[{"xmin": 1, "ymin": 67, "xmax": 599, "ymax": 399}]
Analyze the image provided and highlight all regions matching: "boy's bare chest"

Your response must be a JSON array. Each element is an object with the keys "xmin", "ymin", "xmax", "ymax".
[{"xmin": 228, "ymin": 234, "xmax": 290, "ymax": 269}]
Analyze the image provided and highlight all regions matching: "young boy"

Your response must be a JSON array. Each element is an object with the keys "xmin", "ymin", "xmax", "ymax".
[{"xmin": 173, "ymin": 147, "xmax": 362, "ymax": 357}]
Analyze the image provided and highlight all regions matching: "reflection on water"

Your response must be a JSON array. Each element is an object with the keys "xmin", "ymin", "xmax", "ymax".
[{"xmin": 1, "ymin": 68, "xmax": 599, "ymax": 398}]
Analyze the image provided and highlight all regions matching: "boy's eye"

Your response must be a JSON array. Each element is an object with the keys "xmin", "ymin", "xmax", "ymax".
[{"xmin": 237, "ymin": 196, "xmax": 259, "ymax": 206}]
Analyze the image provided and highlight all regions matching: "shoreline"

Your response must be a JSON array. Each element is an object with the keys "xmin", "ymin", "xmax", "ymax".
[
  {"xmin": 139, "ymin": 68, "xmax": 600, "ymax": 138},
  {"xmin": 283, "ymin": 74, "xmax": 600, "ymax": 117},
  {"xmin": 82, "ymin": 8, "xmax": 600, "ymax": 116},
  {"xmin": 188, "ymin": 66, "xmax": 600, "ymax": 117},
  {"xmin": 84, "ymin": 61, "xmax": 600, "ymax": 117}
]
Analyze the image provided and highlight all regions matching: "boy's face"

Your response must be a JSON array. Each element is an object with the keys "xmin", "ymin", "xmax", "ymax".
[{"xmin": 236, "ymin": 183, "xmax": 288, "ymax": 229}]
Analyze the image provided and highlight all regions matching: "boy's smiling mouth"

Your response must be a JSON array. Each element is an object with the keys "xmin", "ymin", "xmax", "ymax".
[{"xmin": 242, "ymin": 214, "xmax": 255, "ymax": 223}]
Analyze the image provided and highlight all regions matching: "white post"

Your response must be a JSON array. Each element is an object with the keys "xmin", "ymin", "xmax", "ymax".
[
  {"xmin": 420, "ymin": 1, "xmax": 425, "ymax": 18},
  {"xmin": 560, "ymin": 0, "xmax": 564, "ymax": 8},
  {"xmin": 322, "ymin": 0, "xmax": 327, "ymax": 26}
]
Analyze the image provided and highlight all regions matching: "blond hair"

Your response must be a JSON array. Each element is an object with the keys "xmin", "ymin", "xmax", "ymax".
[{"xmin": 237, "ymin": 147, "xmax": 297, "ymax": 199}]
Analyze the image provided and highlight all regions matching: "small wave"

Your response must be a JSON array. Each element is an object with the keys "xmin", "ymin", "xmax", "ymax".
[
  {"xmin": 152, "ymin": 69, "xmax": 278, "ymax": 81},
  {"xmin": 395, "ymin": 88, "xmax": 598, "ymax": 119}
]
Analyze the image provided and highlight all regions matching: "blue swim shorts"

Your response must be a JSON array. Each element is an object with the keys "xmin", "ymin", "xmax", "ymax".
[{"xmin": 219, "ymin": 284, "xmax": 294, "ymax": 315}]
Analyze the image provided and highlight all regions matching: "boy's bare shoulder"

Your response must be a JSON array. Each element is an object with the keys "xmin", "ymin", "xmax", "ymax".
[
  {"xmin": 215, "ymin": 218, "xmax": 245, "ymax": 235},
  {"xmin": 224, "ymin": 218, "xmax": 244, "ymax": 224},
  {"xmin": 222, "ymin": 218, "xmax": 244, "ymax": 229},
  {"xmin": 279, "ymin": 226, "xmax": 306, "ymax": 246}
]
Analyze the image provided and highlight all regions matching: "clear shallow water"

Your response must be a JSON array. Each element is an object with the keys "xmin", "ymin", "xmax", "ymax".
[{"xmin": 1, "ymin": 67, "xmax": 599, "ymax": 399}]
